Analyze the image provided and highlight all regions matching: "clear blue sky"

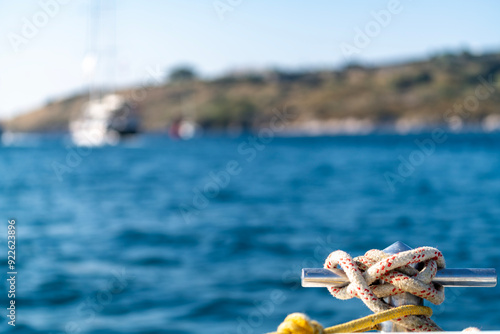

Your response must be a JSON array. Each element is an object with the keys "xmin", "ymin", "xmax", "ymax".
[{"xmin": 0, "ymin": 0, "xmax": 499, "ymax": 119}]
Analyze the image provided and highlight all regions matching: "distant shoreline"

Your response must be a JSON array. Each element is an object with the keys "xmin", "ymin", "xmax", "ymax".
[{"xmin": 3, "ymin": 122, "xmax": 500, "ymax": 139}]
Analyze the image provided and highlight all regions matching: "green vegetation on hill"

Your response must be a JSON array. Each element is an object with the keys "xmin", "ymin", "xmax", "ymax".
[{"xmin": 6, "ymin": 51, "xmax": 500, "ymax": 133}]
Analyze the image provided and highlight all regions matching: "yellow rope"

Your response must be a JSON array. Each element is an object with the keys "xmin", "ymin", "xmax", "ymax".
[
  {"xmin": 269, "ymin": 305, "xmax": 433, "ymax": 334},
  {"xmin": 324, "ymin": 305, "xmax": 432, "ymax": 333}
]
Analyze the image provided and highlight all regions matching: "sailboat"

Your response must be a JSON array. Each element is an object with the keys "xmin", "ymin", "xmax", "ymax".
[
  {"xmin": 70, "ymin": 94, "xmax": 139, "ymax": 146},
  {"xmin": 70, "ymin": 0, "xmax": 139, "ymax": 146}
]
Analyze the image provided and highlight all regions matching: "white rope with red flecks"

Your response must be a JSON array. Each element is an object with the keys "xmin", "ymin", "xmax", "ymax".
[{"xmin": 324, "ymin": 247, "xmax": 446, "ymax": 332}]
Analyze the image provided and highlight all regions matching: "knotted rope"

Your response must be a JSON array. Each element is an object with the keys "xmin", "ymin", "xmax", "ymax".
[
  {"xmin": 323, "ymin": 247, "xmax": 445, "ymax": 331},
  {"xmin": 270, "ymin": 246, "xmax": 452, "ymax": 333}
]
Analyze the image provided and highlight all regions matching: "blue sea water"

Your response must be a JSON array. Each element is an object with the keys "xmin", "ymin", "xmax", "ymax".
[{"xmin": 0, "ymin": 132, "xmax": 499, "ymax": 333}]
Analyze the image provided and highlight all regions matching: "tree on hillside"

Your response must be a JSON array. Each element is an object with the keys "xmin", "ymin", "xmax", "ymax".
[{"xmin": 168, "ymin": 66, "xmax": 197, "ymax": 82}]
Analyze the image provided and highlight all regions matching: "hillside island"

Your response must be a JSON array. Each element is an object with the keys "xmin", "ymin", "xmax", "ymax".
[{"xmin": 5, "ymin": 51, "xmax": 500, "ymax": 135}]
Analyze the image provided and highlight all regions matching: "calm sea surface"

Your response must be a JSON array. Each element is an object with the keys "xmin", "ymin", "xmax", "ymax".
[{"xmin": 0, "ymin": 133, "xmax": 499, "ymax": 333}]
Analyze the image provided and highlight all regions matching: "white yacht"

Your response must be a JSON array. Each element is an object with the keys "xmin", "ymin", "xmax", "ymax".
[{"xmin": 70, "ymin": 94, "xmax": 139, "ymax": 146}]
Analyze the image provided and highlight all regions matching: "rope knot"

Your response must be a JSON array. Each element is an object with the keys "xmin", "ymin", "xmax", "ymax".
[
  {"xmin": 276, "ymin": 313, "xmax": 324, "ymax": 334},
  {"xmin": 323, "ymin": 247, "xmax": 446, "ymax": 331}
]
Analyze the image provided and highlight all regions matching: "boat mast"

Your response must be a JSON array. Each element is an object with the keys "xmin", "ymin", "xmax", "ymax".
[{"xmin": 86, "ymin": 0, "xmax": 117, "ymax": 102}]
